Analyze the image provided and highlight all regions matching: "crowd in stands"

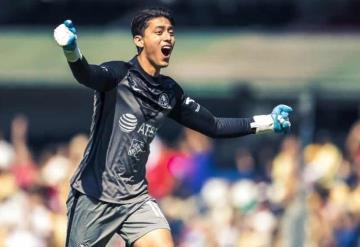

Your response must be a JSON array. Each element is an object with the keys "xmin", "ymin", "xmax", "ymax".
[{"xmin": 0, "ymin": 115, "xmax": 359, "ymax": 247}]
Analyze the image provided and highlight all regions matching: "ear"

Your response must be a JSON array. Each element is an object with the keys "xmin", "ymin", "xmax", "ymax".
[{"xmin": 133, "ymin": 35, "xmax": 144, "ymax": 49}]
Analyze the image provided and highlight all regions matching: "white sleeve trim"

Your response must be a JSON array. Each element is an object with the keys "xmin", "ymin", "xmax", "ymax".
[
  {"xmin": 250, "ymin": 114, "xmax": 274, "ymax": 134},
  {"xmin": 64, "ymin": 47, "xmax": 82, "ymax": 62}
]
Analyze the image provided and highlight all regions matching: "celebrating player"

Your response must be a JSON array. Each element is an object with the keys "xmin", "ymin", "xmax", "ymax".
[{"xmin": 54, "ymin": 7, "xmax": 293, "ymax": 247}]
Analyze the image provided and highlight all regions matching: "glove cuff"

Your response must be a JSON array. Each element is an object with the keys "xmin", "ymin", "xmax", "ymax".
[
  {"xmin": 250, "ymin": 115, "xmax": 274, "ymax": 134},
  {"xmin": 63, "ymin": 46, "xmax": 82, "ymax": 62}
]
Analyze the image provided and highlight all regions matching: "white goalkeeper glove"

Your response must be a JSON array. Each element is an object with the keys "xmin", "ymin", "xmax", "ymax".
[
  {"xmin": 251, "ymin": 104, "xmax": 293, "ymax": 134},
  {"xmin": 54, "ymin": 20, "xmax": 82, "ymax": 62}
]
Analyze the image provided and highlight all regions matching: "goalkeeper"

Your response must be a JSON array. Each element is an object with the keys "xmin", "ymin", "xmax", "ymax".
[{"xmin": 54, "ymin": 7, "xmax": 293, "ymax": 247}]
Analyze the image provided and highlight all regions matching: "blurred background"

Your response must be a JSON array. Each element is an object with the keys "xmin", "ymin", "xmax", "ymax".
[{"xmin": 1, "ymin": 0, "xmax": 360, "ymax": 246}]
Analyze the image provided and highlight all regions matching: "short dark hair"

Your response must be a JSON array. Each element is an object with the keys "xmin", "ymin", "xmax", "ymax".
[{"xmin": 131, "ymin": 7, "xmax": 175, "ymax": 37}]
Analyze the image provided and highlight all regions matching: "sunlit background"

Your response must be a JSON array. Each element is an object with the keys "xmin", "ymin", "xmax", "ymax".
[{"xmin": 1, "ymin": 0, "xmax": 360, "ymax": 246}]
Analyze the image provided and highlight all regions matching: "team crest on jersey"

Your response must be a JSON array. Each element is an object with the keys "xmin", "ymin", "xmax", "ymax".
[
  {"xmin": 119, "ymin": 113, "xmax": 138, "ymax": 133},
  {"xmin": 158, "ymin": 93, "xmax": 171, "ymax": 109},
  {"xmin": 128, "ymin": 139, "xmax": 146, "ymax": 161}
]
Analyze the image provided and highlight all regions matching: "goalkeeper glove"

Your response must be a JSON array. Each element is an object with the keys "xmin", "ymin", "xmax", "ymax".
[
  {"xmin": 251, "ymin": 104, "xmax": 293, "ymax": 134},
  {"xmin": 54, "ymin": 20, "xmax": 82, "ymax": 62}
]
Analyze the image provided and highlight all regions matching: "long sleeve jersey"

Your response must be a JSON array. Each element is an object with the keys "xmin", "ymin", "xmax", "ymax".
[{"xmin": 68, "ymin": 56, "xmax": 255, "ymax": 204}]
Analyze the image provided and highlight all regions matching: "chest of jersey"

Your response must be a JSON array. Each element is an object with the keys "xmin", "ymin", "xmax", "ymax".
[{"xmin": 115, "ymin": 71, "xmax": 176, "ymax": 146}]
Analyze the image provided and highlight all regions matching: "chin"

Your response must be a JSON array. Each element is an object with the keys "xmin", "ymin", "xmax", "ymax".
[{"xmin": 158, "ymin": 60, "xmax": 170, "ymax": 68}]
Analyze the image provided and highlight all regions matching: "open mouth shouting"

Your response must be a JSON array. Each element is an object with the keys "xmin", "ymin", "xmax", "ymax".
[{"xmin": 161, "ymin": 45, "xmax": 172, "ymax": 58}]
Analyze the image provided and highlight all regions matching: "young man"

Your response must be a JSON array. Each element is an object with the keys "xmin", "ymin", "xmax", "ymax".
[{"xmin": 54, "ymin": 8, "xmax": 292, "ymax": 247}]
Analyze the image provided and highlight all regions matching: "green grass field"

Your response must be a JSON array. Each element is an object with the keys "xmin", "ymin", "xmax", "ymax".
[{"xmin": 2, "ymin": 28, "xmax": 360, "ymax": 94}]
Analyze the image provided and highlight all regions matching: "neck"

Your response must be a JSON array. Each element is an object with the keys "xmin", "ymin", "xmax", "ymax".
[{"xmin": 137, "ymin": 54, "xmax": 160, "ymax": 77}]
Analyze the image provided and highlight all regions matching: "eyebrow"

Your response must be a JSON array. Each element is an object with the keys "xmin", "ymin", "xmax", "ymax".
[{"xmin": 154, "ymin": 25, "xmax": 173, "ymax": 29}]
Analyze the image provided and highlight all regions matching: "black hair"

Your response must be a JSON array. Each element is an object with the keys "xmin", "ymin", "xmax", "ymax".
[
  {"xmin": 131, "ymin": 7, "xmax": 175, "ymax": 53},
  {"xmin": 131, "ymin": 7, "xmax": 175, "ymax": 37}
]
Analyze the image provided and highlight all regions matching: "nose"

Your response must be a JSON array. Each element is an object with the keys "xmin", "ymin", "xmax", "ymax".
[{"xmin": 163, "ymin": 31, "xmax": 172, "ymax": 42}]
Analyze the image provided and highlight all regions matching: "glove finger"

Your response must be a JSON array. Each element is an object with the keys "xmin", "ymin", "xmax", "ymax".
[
  {"xmin": 282, "ymin": 120, "xmax": 291, "ymax": 129},
  {"xmin": 278, "ymin": 104, "xmax": 293, "ymax": 113},
  {"xmin": 64, "ymin": 19, "xmax": 76, "ymax": 34},
  {"xmin": 272, "ymin": 106, "xmax": 281, "ymax": 115},
  {"xmin": 280, "ymin": 112, "xmax": 289, "ymax": 118},
  {"xmin": 277, "ymin": 115, "xmax": 285, "ymax": 124},
  {"xmin": 64, "ymin": 20, "xmax": 73, "ymax": 28}
]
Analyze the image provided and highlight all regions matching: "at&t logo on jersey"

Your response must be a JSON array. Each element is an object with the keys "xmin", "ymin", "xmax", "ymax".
[
  {"xmin": 119, "ymin": 113, "xmax": 138, "ymax": 133},
  {"xmin": 137, "ymin": 123, "xmax": 158, "ymax": 138}
]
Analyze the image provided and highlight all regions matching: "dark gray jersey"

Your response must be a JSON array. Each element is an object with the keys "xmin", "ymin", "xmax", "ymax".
[{"xmin": 68, "ymin": 56, "xmax": 254, "ymax": 204}]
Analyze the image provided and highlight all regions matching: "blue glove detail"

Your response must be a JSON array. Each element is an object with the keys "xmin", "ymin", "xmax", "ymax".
[
  {"xmin": 63, "ymin": 20, "xmax": 77, "ymax": 51},
  {"xmin": 64, "ymin": 20, "xmax": 76, "ymax": 34},
  {"xmin": 271, "ymin": 104, "xmax": 293, "ymax": 133}
]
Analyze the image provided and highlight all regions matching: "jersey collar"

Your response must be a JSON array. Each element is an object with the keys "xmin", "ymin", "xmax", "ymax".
[{"xmin": 129, "ymin": 56, "xmax": 161, "ymax": 86}]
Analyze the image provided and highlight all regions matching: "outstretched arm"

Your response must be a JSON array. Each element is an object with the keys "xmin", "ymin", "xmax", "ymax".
[
  {"xmin": 54, "ymin": 20, "xmax": 118, "ymax": 92},
  {"xmin": 169, "ymin": 96, "xmax": 254, "ymax": 138},
  {"xmin": 169, "ymin": 95, "xmax": 293, "ymax": 138}
]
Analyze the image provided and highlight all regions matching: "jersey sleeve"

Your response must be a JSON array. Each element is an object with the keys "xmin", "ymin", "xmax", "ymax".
[
  {"xmin": 169, "ymin": 87, "xmax": 255, "ymax": 138},
  {"xmin": 68, "ymin": 57, "xmax": 128, "ymax": 92}
]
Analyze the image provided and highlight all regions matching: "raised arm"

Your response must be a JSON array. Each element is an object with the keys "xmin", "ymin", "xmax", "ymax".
[
  {"xmin": 169, "ymin": 94, "xmax": 293, "ymax": 138},
  {"xmin": 53, "ymin": 20, "xmax": 118, "ymax": 92}
]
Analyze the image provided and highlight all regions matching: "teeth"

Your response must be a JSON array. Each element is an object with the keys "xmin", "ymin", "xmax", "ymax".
[{"xmin": 161, "ymin": 46, "xmax": 172, "ymax": 57}]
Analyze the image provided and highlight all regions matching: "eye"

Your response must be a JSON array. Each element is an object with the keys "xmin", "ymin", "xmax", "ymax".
[{"xmin": 155, "ymin": 30, "xmax": 163, "ymax": 35}]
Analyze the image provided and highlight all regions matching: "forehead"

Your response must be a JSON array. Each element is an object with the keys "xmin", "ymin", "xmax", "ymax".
[{"xmin": 146, "ymin": 17, "xmax": 173, "ymax": 29}]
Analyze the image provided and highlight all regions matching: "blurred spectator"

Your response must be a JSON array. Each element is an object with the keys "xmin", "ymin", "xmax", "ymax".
[
  {"xmin": 270, "ymin": 136, "xmax": 300, "ymax": 205},
  {"xmin": 233, "ymin": 149, "xmax": 257, "ymax": 180},
  {"xmin": 170, "ymin": 128, "xmax": 216, "ymax": 196},
  {"xmin": 219, "ymin": 148, "xmax": 257, "ymax": 182},
  {"xmin": 346, "ymin": 121, "xmax": 360, "ymax": 187},
  {"xmin": 0, "ymin": 131, "xmax": 14, "ymax": 170},
  {"xmin": 10, "ymin": 115, "xmax": 39, "ymax": 189},
  {"xmin": 146, "ymin": 137, "xmax": 177, "ymax": 199},
  {"xmin": 1, "ymin": 117, "xmax": 360, "ymax": 246},
  {"xmin": 304, "ymin": 142, "xmax": 342, "ymax": 188},
  {"xmin": 346, "ymin": 121, "xmax": 360, "ymax": 166}
]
